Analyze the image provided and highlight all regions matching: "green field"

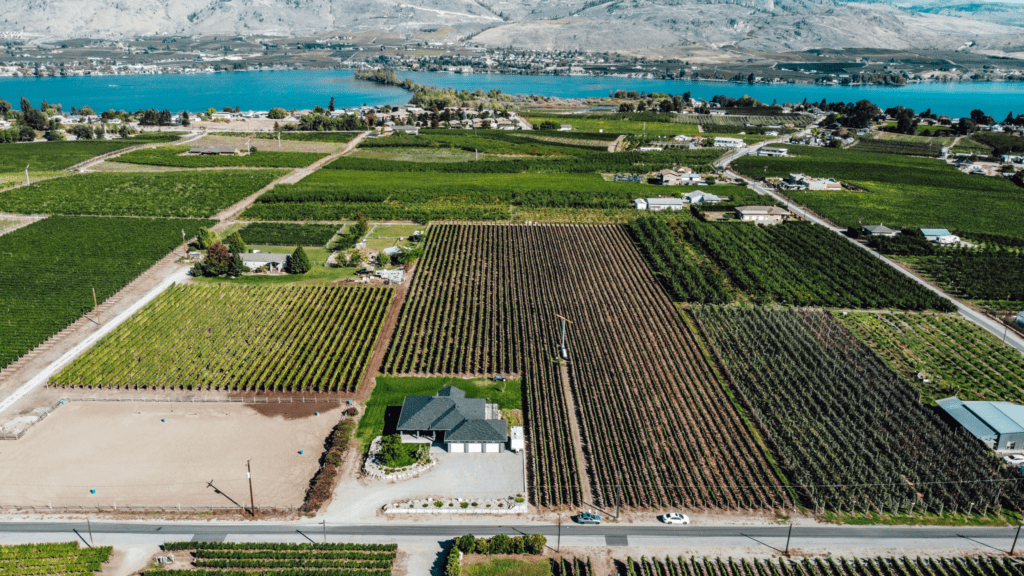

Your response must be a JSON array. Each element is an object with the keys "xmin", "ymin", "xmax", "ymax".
[
  {"xmin": 356, "ymin": 376, "xmax": 522, "ymax": 450},
  {"xmin": 0, "ymin": 134, "xmax": 182, "ymax": 173},
  {"xmin": 248, "ymin": 131, "xmax": 362, "ymax": 142},
  {"xmin": 0, "ymin": 216, "xmax": 213, "ymax": 370},
  {"xmin": 464, "ymin": 558, "xmax": 552, "ymax": 576},
  {"xmin": 839, "ymin": 312, "xmax": 1024, "ymax": 405},
  {"xmin": 0, "ymin": 169, "xmax": 285, "ymax": 217},
  {"xmin": 239, "ymin": 222, "xmax": 341, "ymax": 246},
  {"xmin": 855, "ymin": 134, "xmax": 952, "ymax": 156},
  {"xmin": 732, "ymin": 145, "xmax": 1024, "ymax": 239},
  {"xmin": 193, "ymin": 245, "xmax": 362, "ymax": 285},
  {"xmin": 0, "ymin": 542, "xmax": 112, "ymax": 575},
  {"xmin": 115, "ymin": 146, "xmax": 327, "ymax": 168},
  {"xmin": 525, "ymin": 114, "xmax": 698, "ymax": 136}
]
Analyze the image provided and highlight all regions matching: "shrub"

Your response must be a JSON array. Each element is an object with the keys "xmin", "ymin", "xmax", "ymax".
[
  {"xmin": 489, "ymin": 534, "xmax": 511, "ymax": 554},
  {"xmin": 460, "ymin": 502, "xmax": 469, "ymax": 509},
  {"xmin": 455, "ymin": 535, "xmax": 476, "ymax": 554},
  {"xmin": 444, "ymin": 546, "xmax": 461, "ymax": 576},
  {"xmin": 524, "ymin": 534, "xmax": 547, "ymax": 555}
]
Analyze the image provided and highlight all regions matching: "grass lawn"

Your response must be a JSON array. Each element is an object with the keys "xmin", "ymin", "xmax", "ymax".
[
  {"xmin": 193, "ymin": 245, "xmax": 362, "ymax": 285},
  {"xmin": 356, "ymin": 376, "xmax": 522, "ymax": 450},
  {"xmin": 951, "ymin": 138, "xmax": 992, "ymax": 154},
  {"xmin": 463, "ymin": 557, "xmax": 552, "ymax": 576},
  {"xmin": 366, "ymin": 224, "xmax": 424, "ymax": 238}
]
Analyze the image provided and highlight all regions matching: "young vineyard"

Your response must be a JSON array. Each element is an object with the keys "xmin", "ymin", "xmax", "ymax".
[
  {"xmin": 0, "ymin": 216, "xmax": 213, "ymax": 371},
  {"xmin": 152, "ymin": 542, "xmax": 397, "ymax": 575},
  {"xmin": 839, "ymin": 312, "xmax": 1024, "ymax": 405},
  {"xmin": 51, "ymin": 284, "xmax": 392, "ymax": 392},
  {"xmin": 693, "ymin": 306, "xmax": 1021, "ymax": 516},
  {"xmin": 619, "ymin": 556, "xmax": 1024, "ymax": 576},
  {"xmin": 0, "ymin": 542, "xmax": 112, "ymax": 575},
  {"xmin": 384, "ymin": 224, "xmax": 790, "ymax": 509}
]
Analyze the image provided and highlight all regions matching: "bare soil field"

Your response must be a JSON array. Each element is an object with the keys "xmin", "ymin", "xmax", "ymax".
[
  {"xmin": 195, "ymin": 134, "xmax": 344, "ymax": 154},
  {"xmin": 0, "ymin": 401, "xmax": 342, "ymax": 508}
]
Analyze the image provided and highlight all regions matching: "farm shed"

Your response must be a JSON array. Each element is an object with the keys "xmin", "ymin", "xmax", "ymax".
[
  {"xmin": 241, "ymin": 253, "xmax": 288, "ymax": 271},
  {"xmin": 713, "ymin": 137, "xmax": 745, "ymax": 149},
  {"xmin": 758, "ymin": 147, "xmax": 789, "ymax": 157},
  {"xmin": 396, "ymin": 386, "xmax": 508, "ymax": 453},
  {"xmin": 921, "ymin": 228, "xmax": 960, "ymax": 244},
  {"xmin": 937, "ymin": 397, "xmax": 1024, "ymax": 451},
  {"xmin": 735, "ymin": 206, "xmax": 791, "ymax": 224},
  {"xmin": 633, "ymin": 198, "xmax": 648, "ymax": 210},
  {"xmin": 645, "ymin": 198, "xmax": 686, "ymax": 212},
  {"xmin": 864, "ymin": 224, "xmax": 899, "ymax": 237},
  {"xmin": 684, "ymin": 191, "xmax": 721, "ymax": 205}
]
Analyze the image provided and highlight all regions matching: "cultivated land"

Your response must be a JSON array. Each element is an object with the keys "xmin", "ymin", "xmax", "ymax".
[
  {"xmin": 153, "ymin": 541, "xmax": 398, "ymax": 575},
  {"xmin": 0, "ymin": 401, "xmax": 343, "ymax": 507},
  {"xmin": 51, "ymin": 285, "xmax": 392, "ymax": 392},
  {"xmin": 114, "ymin": 146, "xmax": 329, "ymax": 168},
  {"xmin": 0, "ymin": 134, "xmax": 183, "ymax": 174},
  {"xmin": 384, "ymin": 224, "xmax": 789, "ymax": 509},
  {"xmin": 0, "ymin": 542, "xmax": 112, "ymax": 576}
]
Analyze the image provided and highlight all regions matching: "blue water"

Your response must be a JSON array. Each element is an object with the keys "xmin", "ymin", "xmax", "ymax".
[{"xmin": 1, "ymin": 69, "xmax": 1022, "ymax": 118}]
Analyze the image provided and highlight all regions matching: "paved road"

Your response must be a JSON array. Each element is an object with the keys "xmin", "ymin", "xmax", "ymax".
[{"xmin": 718, "ymin": 137, "xmax": 1024, "ymax": 357}]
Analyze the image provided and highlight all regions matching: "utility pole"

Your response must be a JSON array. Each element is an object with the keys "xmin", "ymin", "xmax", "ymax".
[
  {"xmin": 785, "ymin": 523, "xmax": 793, "ymax": 556},
  {"xmin": 322, "ymin": 519, "xmax": 327, "ymax": 543},
  {"xmin": 87, "ymin": 518, "xmax": 94, "ymax": 547},
  {"xmin": 557, "ymin": 515, "xmax": 562, "ymax": 553},
  {"xmin": 182, "ymin": 229, "xmax": 187, "ymax": 255},
  {"xmin": 616, "ymin": 475, "xmax": 622, "ymax": 519},
  {"xmin": 247, "ymin": 460, "xmax": 256, "ymax": 517},
  {"xmin": 554, "ymin": 314, "xmax": 574, "ymax": 360},
  {"xmin": 1012, "ymin": 521, "xmax": 1022, "ymax": 556}
]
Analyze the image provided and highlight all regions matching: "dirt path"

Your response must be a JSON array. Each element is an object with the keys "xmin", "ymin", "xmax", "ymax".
[
  {"xmin": 608, "ymin": 135, "xmax": 625, "ymax": 153},
  {"xmin": 353, "ymin": 262, "xmax": 416, "ymax": 402},
  {"xmin": 559, "ymin": 362, "xmax": 594, "ymax": 507},
  {"xmin": 211, "ymin": 131, "xmax": 369, "ymax": 226}
]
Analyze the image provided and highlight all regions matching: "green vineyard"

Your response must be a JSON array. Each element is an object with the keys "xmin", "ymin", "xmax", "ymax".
[
  {"xmin": 0, "ymin": 542, "xmax": 112, "ymax": 576},
  {"xmin": 152, "ymin": 542, "xmax": 397, "ymax": 575},
  {"xmin": 51, "ymin": 284, "xmax": 393, "ymax": 392},
  {"xmin": 618, "ymin": 556, "xmax": 1024, "ymax": 576}
]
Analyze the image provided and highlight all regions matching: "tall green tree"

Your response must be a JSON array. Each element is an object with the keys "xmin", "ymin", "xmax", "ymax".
[
  {"xmin": 196, "ymin": 227, "xmax": 220, "ymax": 249},
  {"xmin": 228, "ymin": 231, "xmax": 247, "ymax": 255},
  {"xmin": 286, "ymin": 246, "xmax": 311, "ymax": 274}
]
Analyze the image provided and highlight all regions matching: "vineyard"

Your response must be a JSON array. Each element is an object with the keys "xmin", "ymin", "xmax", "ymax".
[
  {"xmin": 0, "ymin": 216, "xmax": 213, "ymax": 370},
  {"xmin": 625, "ymin": 217, "xmax": 729, "ymax": 304},
  {"xmin": 0, "ymin": 133, "xmax": 182, "ymax": 173},
  {"xmin": 384, "ymin": 224, "xmax": 790, "ymax": 509},
  {"xmin": 732, "ymin": 145, "xmax": 1024, "ymax": 239},
  {"xmin": 152, "ymin": 542, "xmax": 397, "ymax": 575},
  {"xmin": 51, "ymin": 284, "xmax": 392, "ymax": 392},
  {"xmin": 694, "ymin": 306, "xmax": 1020, "ymax": 515},
  {"xmin": 239, "ymin": 222, "xmax": 341, "ymax": 246},
  {"xmin": 0, "ymin": 542, "xmax": 112, "ymax": 575},
  {"xmin": 115, "ymin": 146, "xmax": 327, "ymax": 168},
  {"xmin": 618, "ymin": 556, "xmax": 1024, "ymax": 576},
  {"xmin": 686, "ymin": 221, "xmax": 953, "ymax": 310},
  {"xmin": 855, "ymin": 134, "xmax": 950, "ymax": 157},
  {"xmin": 910, "ymin": 251, "xmax": 1024, "ymax": 302},
  {"xmin": 839, "ymin": 312, "xmax": 1024, "ymax": 405},
  {"xmin": 0, "ymin": 170, "xmax": 285, "ymax": 217}
]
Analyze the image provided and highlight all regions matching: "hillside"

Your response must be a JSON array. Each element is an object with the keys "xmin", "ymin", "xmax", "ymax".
[{"xmin": 0, "ymin": 0, "xmax": 1021, "ymax": 53}]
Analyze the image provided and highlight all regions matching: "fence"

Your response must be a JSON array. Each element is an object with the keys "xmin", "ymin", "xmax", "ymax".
[
  {"xmin": 0, "ymin": 399, "xmax": 66, "ymax": 441},
  {"xmin": 0, "ymin": 503, "xmax": 298, "ymax": 514}
]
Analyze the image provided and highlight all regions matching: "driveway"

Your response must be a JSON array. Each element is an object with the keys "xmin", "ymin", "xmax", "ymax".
[{"xmin": 324, "ymin": 450, "xmax": 526, "ymax": 523}]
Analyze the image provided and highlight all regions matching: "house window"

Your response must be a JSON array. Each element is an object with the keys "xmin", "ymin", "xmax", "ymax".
[{"xmin": 1008, "ymin": 441, "xmax": 1017, "ymax": 450}]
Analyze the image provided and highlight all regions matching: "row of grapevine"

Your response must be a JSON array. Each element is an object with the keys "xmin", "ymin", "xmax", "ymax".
[
  {"xmin": 0, "ymin": 542, "xmax": 112, "ymax": 576},
  {"xmin": 152, "ymin": 542, "xmax": 396, "ymax": 576},
  {"xmin": 625, "ymin": 217, "xmax": 729, "ymax": 304},
  {"xmin": 913, "ymin": 251, "xmax": 1024, "ymax": 301},
  {"xmin": 50, "ymin": 284, "xmax": 392, "ymax": 392},
  {"xmin": 693, "ymin": 306, "xmax": 1022, "ymax": 515},
  {"xmin": 838, "ymin": 312, "xmax": 1024, "ymax": 406},
  {"xmin": 619, "ymin": 556, "xmax": 1024, "ymax": 576},
  {"xmin": 384, "ymin": 224, "xmax": 789, "ymax": 509}
]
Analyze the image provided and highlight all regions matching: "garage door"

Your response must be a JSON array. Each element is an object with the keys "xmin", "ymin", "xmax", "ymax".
[
  {"xmin": 449, "ymin": 443, "xmax": 465, "ymax": 453},
  {"xmin": 467, "ymin": 443, "xmax": 482, "ymax": 453},
  {"xmin": 485, "ymin": 443, "xmax": 500, "ymax": 453}
]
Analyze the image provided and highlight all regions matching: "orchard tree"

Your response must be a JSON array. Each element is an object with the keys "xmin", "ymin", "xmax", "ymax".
[{"xmin": 286, "ymin": 246, "xmax": 311, "ymax": 274}]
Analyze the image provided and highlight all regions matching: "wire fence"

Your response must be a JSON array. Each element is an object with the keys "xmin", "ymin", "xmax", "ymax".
[{"xmin": 0, "ymin": 503, "xmax": 298, "ymax": 513}]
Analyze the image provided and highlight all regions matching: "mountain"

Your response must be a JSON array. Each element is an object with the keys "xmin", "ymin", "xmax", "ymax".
[{"xmin": 0, "ymin": 0, "xmax": 1021, "ymax": 54}]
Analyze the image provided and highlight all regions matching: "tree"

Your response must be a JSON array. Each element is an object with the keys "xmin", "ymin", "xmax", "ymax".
[
  {"xmin": 193, "ymin": 242, "xmax": 232, "ymax": 277},
  {"xmin": 268, "ymin": 108, "xmax": 287, "ymax": 119},
  {"xmin": 157, "ymin": 110, "xmax": 173, "ymax": 125},
  {"xmin": 0, "ymin": 99, "xmax": 11, "ymax": 116},
  {"xmin": 21, "ymin": 108, "xmax": 48, "ymax": 131},
  {"xmin": 312, "ymin": 105, "xmax": 326, "ymax": 114},
  {"xmin": 17, "ymin": 127, "xmax": 36, "ymax": 142},
  {"xmin": 20, "ymin": 95, "xmax": 31, "ymax": 115},
  {"xmin": 328, "ymin": 96, "xmax": 336, "ymax": 112},
  {"xmin": 228, "ymin": 231, "xmax": 247, "ymax": 255},
  {"xmin": 488, "ymin": 534, "xmax": 510, "ymax": 554},
  {"xmin": 196, "ymin": 227, "xmax": 220, "ymax": 249},
  {"xmin": 181, "ymin": 111, "xmax": 190, "ymax": 127},
  {"xmin": 455, "ymin": 535, "xmax": 476, "ymax": 554},
  {"xmin": 68, "ymin": 124, "xmax": 94, "ymax": 140},
  {"xmin": 444, "ymin": 548, "xmax": 461, "ymax": 576},
  {"xmin": 524, "ymin": 534, "xmax": 546, "ymax": 555},
  {"xmin": 45, "ymin": 128, "xmax": 65, "ymax": 141},
  {"xmin": 226, "ymin": 252, "xmax": 249, "ymax": 277},
  {"xmin": 538, "ymin": 120, "xmax": 558, "ymax": 130},
  {"xmin": 636, "ymin": 100, "xmax": 647, "ymax": 112},
  {"xmin": 286, "ymin": 246, "xmax": 311, "ymax": 274}
]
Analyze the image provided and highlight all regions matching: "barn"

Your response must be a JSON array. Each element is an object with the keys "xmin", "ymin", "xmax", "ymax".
[
  {"xmin": 937, "ymin": 397, "xmax": 1024, "ymax": 451},
  {"xmin": 395, "ymin": 386, "xmax": 508, "ymax": 453}
]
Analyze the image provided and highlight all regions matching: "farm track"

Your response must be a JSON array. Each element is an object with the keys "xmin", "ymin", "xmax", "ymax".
[
  {"xmin": 383, "ymin": 224, "xmax": 789, "ymax": 510},
  {"xmin": 559, "ymin": 361, "xmax": 594, "ymax": 507},
  {"xmin": 353, "ymin": 262, "xmax": 416, "ymax": 403}
]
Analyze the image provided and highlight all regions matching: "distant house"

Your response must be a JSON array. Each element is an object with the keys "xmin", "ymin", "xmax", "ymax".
[
  {"xmin": 375, "ymin": 269, "xmax": 404, "ymax": 284},
  {"xmin": 188, "ymin": 147, "xmax": 240, "ymax": 156},
  {"xmin": 736, "ymin": 205, "xmax": 791, "ymax": 224},
  {"xmin": 779, "ymin": 173, "xmax": 840, "ymax": 191},
  {"xmin": 241, "ymin": 252, "xmax": 288, "ymax": 272},
  {"xmin": 393, "ymin": 125, "xmax": 419, "ymax": 135},
  {"xmin": 684, "ymin": 191, "xmax": 722, "ymax": 205},
  {"xmin": 937, "ymin": 397, "xmax": 1024, "ymax": 451},
  {"xmin": 638, "ymin": 146, "xmax": 663, "ymax": 152},
  {"xmin": 921, "ymin": 228, "xmax": 960, "ymax": 244},
  {"xmin": 633, "ymin": 198, "xmax": 648, "ymax": 210},
  {"xmin": 396, "ymin": 386, "xmax": 508, "ymax": 453},
  {"xmin": 758, "ymin": 147, "xmax": 789, "ymax": 157},
  {"xmin": 645, "ymin": 198, "xmax": 686, "ymax": 212},
  {"xmin": 558, "ymin": 124, "xmax": 572, "ymax": 131},
  {"xmin": 713, "ymin": 137, "xmax": 745, "ymax": 149},
  {"xmin": 1017, "ymin": 311, "xmax": 1024, "ymax": 328},
  {"xmin": 678, "ymin": 172, "xmax": 703, "ymax": 185},
  {"xmin": 863, "ymin": 224, "xmax": 899, "ymax": 237},
  {"xmin": 657, "ymin": 169, "xmax": 683, "ymax": 186}
]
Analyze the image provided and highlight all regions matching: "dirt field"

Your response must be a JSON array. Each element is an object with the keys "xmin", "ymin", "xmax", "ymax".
[{"xmin": 0, "ymin": 401, "xmax": 342, "ymax": 508}]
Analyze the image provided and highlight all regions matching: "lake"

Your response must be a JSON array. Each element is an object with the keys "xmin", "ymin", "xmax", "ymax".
[{"xmin": 1, "ymin": 69, "xmax": 1021, "ymax": 118}]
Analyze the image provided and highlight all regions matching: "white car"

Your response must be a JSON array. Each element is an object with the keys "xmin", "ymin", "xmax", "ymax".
[
  {"xmin": 1003, "ymin": 455, "xmax": 1024, "ymax": 467},
  {"xmin": 660, "ymin": 513, "xmax": 691, "ymax": 525}
]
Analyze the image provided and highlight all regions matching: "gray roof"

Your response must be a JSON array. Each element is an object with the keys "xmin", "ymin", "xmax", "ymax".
[
  {"xmin": 437, "ymin": 386, "xmax": 466, "ymax": 398},
  {"xmin": 241, "ymin": 253, "xmax": 289, "ymax": 264},
  {"xmin": 864, "ymin": 224, "xmax": 896, "ymax": 234},
  {"xmin": 921, "ymin": 228, "xmax": 952, "ymax": 237},
  {"xmin": 646, "ymin": 198, "xmax": 685, "ymax": 206},
  {"xmin": 445, "ymin": 419, "xmax": 508, "ymax": 443},
  {"xmin": 736, "ymin": 206, "xmax": 790, "ymax": 215},
  {"xmin": 937, "ymin": 397, "xmax": 1024, "ymax": 440},
  {"xmin": 937, "ymin": 397, "xmax": 997, "ymax": 440},
  {"xmin": 396, "ymin": 386, "xmax": 508, "ymax": 442}
]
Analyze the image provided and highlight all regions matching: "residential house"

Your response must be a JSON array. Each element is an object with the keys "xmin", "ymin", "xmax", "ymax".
[
  {"xmin": 921, "ymin": 228, "xmax": 960, "ymax": 244},
  {"xmin": 395, "ymin": 386, "xmax": 508, "ymax": 453},
  {"xmin": 683, "ymin": 191, "xmax": 722, "ymax": 205},
  {"xmin": 735, "ymin": 206, "xmax": 791, "ymax": 224},
  {"xmin": 713, "ymin": 137, "xmax": 745, "ymax": 149},
  {"xmin": 758, "ymin": 147, "xmax": 789, "ymax": 157},
  {"xmin": 633, "ymin": 198, "xmax": 649, "ymax": 210},
  {"xmin": 241, "ymin": 252, "xmax": 288, "ymax": 272},
  {"xmin": 863, "ymin": 224, "xmax": 899, "ymax": 237},
  {"xmin": 644, "ymin": 198, "xmax": 686, "ymax": 212},
  {"xmin": 657, "ymin": 169, "xmax": 683, "ymax": 186}
]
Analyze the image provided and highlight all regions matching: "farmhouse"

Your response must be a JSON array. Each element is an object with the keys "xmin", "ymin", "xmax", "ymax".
[
  {"xmin": 937, "ymin": 397, "xmax": 1024, "ymax": 451},
  {"xmin": 735, "ymin": 206, "xmax": 791, "ymax": 224},
  {"xmin": 375, "ymin": 269, "xmax": 404, "ymax": 284},
  {"xmin": 683, "ymin": 191, "xmax": 722, "ymax": 205},
  {"xmin": 657, "ymin": 169, "xmax": 683, "ymax": 185},
  {"xmin": 188, "ymin": 147, "xmax": 240, "ymax": 156},
  {"xmin": 241, "ymin": 253, "xmax": 288, "ymax": 272},
  {"xmin": 644, "ymin": 198, "xmax": 686, "ymax": 212},
  {"xmin": 396, "ymin": 386, "xmax": 508, "ymax": 453},
  {"xmin": 779, "ymin": 173, "xmax": 842, "ymax": 191},
  {"xmin": 392, "ymin": 125, "xmax": 419, "ymax": 135},
  {"xmin": 921, "ymin": 228, "xmax": 960, "ymax": 244},
  {"xmin": 863, "ymin": 224, "xmax": 899, "ymax": 237},
  {"xmin": 758, "ymin": 147, "xmax": 789, "ymax": 157},
  {"xmin": 713, "ymin": 137, "xmax": 745, "ymax": 149},
  {"xmin": 633, "ymin": 198, "xmax": 648, "ymax": 210}
]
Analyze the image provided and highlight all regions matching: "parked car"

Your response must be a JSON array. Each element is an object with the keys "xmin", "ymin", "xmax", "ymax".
[
  {"xmin": 1003, "ymin": 455, "xmax": 1024, "ymax": 467},
  {"xmin": 659, "ymin": 513, "xmax": 691, "ymax": 525},
  {"xmin": 575, "ymin": 512, "xmax": 601, "ymax": 525}
]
